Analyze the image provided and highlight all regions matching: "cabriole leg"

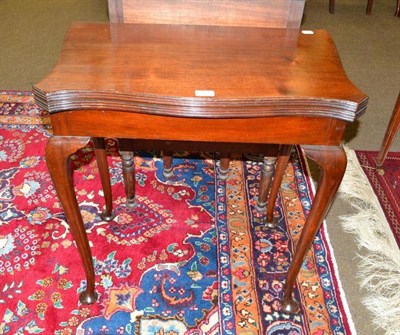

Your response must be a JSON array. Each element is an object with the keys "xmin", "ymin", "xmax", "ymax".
[
  {"xmin": 266, "ymin": 145, "xmax": 293, "ymax": 226},
  {"xmin": 281, "ymin": 145, "xmax": 347, "ymax": 313},
  {"xmin": 45, "ymin": 136, "xmax": 98, "ymax": 304},
  {"xmin": 375, "ymin": 93, "xmax": 400, "ymax": 172}
]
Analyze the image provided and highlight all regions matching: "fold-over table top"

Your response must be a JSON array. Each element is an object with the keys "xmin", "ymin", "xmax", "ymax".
[{"xmin": 34, "ymin": 23, "xmax": 367, "ymax": 122}]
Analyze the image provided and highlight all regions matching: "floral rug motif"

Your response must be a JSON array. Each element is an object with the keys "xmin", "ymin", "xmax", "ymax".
[
  {"xmin": 0, "ymin": 91, "xmax": 354, "ymax": 334},
  {"xmin": 355, "ymin": 150, "xmax": 400, "ymax": 246}
]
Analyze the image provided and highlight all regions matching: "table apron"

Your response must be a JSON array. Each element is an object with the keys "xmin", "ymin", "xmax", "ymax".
[{"xmin": 49, "ymin": 110, "xmax": 346, "ymax": 146}]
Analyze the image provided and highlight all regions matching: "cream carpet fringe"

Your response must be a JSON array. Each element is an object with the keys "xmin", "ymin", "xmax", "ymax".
[{"xmin": 338, "ymin": 148, "xmax": 400, "ymax": 335}]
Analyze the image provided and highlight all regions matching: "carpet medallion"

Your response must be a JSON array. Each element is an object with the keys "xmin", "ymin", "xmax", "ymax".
[{"xmin": 0, "ymin": 92, "xmax": 354, "ymax": 334}]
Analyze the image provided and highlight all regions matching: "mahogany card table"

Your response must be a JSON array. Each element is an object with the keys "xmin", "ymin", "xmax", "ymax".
[{"xmin": 33, "ymin": 23, "xmax": 368, "ymax": 311}]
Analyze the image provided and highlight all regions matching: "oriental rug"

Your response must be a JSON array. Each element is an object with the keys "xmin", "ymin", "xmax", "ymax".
[
  {"xmin": 0, "ymin": 91, "xmax": 355, "ymax": 335},
  {"xmin": 339, "ymin": 149, "xmax": 400, "ymax": 335}
]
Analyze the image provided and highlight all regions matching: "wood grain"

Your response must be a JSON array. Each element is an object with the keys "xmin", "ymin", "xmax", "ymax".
[{"xmin": 34, "ymin": 23, "xmax": 367, "ymax": 122}]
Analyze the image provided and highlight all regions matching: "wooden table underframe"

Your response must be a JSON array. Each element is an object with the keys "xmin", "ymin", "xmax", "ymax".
[{"xmin": 34, "ymin": 23, "xmax": 368, "ymax": 313}]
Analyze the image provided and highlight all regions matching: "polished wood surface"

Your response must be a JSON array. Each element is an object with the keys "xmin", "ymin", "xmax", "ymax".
[
  {"xmin": 105, "ymin": 0, "xmax": 305, "ymax": 207},
  {"xmin": 34, "ymin": 24, "xmax": 366, "ymax": 122},
  {"xmin": 34, "ymin": 22, "xmax": 368, "ymax": 311}
]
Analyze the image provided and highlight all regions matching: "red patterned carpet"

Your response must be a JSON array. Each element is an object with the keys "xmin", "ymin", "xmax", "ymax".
[
  {"xmin": 355, "ymin": 150, "xmax": 400, "ymax": 246},
  {"xmin": 0, "ymin": 91, "xmax": 355, "ymax": 335}
]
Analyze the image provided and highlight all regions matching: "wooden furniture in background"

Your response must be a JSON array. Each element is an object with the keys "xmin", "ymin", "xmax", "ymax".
[
  {"xmin": 108, "ymin": 0, "xmax": 306, "ymax": 27},
  {"xmin": 34, "ymin": 22, "xmax": 367, "ymax": 312},
  {"xmin": 376, "ymin": 93, "xmax": 400, "ymax": 171},
  {"xmin": 329, "ymin": 0, "xmax": 400, "ymax": 16}
]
